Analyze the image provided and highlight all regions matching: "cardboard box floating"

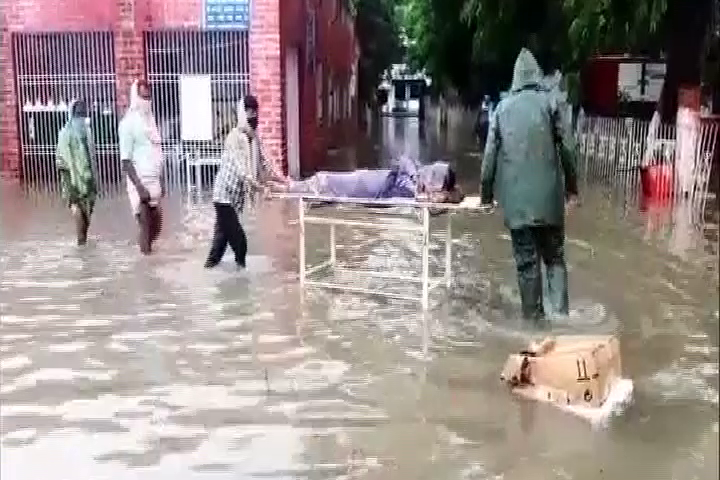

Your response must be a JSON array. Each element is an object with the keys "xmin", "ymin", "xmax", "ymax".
[{"xmin": 501, "ymin": 335, "xmax": 634, "ymax": 425}]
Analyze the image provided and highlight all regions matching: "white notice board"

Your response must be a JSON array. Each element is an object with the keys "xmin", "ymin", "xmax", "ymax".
[
  {"xmin": 644, "ymin": 63, "xmax": 666, "ymax": 102},
  {"xmin": 180, "ymin": 75, "xmax": 213, "ymax": 141},
  {"xmin": 618, "ymin": 63, "xmax": 642, "ymax": 100},
  {"xmin": 618, "ymin": 62, "xmax": 666, "ymax": 102}
]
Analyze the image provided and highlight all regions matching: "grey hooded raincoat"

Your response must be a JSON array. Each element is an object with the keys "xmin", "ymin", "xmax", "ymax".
[{"xmin": 480, "ymin": 49, "xmax": 578, "ymax": 230}]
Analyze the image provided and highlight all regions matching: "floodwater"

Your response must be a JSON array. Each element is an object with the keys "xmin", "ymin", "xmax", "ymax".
[{"xmin": 1, "ymin": 116, "xmax": 718, "ymax": 480}]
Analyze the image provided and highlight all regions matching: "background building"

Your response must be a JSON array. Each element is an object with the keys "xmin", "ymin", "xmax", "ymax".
[
  {"xmin": 581, "ymin": 55, "xmax": 667, "ymax": 119},
  {"xmin": 0, "ymin": 0, "xmax": 358, "ymax": 187}
]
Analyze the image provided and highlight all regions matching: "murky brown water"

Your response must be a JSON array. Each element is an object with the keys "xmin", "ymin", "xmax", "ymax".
[{"xmin": 1, "ymin": 117, "xmax": 718, "ymax": 479}]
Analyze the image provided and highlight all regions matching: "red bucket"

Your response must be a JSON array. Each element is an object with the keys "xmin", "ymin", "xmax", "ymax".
[{"xmin": 640, "ymin": 164, "xmax": 674, "ymax": 199}]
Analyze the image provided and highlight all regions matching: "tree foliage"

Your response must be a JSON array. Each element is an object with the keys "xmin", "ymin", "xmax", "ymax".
[
  {"xmin": 352, "ymin": 0, "xmax": 403, "ymax": 105},
  {"xmin": 402, "ymin": 0, "xmax": 716, "ymax": 115},
  {"xmin": 559, "ymin": 0, "xmax": 712, "ymax": 120},
  {"xmin": 403, "ymin": 0, "xmax": 480, "ymax": 101}
]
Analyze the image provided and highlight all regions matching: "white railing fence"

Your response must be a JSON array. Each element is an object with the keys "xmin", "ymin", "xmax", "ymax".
[
  {"xmin": 11, "ymin": 29, "xmax": 252, "ymax": 199},
  {"xmin": 12, "ymin": 31, "xmax": 121, "ymax": 197},
  {"xmin": 575, "ymin": 115, "xmax": 719, "ymax": 214},
  {"xmin": 145, "ymin": 29, "xmax": 251, "ymax": 202}
]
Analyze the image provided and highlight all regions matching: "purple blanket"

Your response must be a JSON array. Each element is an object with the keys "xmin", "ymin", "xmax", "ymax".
[
  {"xmin": 288, "ymin": 169, "xmax": 400, "ymax": 199},
  {"xmin": 287, "ymin": 157, "xmax": 452, "ymax": 201}
]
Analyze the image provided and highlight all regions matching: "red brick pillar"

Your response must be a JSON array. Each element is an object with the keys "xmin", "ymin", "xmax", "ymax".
[
  {"xmin": 1, "ymin": 23, "xmax": 21, "ymax": 180},
  {"xmin": 250, "ymin": 0, "xmax": 285, "ymax": 173},
  {"xmin": 114, "ymin": 0, "xmax": 147, "ymax": 115}
]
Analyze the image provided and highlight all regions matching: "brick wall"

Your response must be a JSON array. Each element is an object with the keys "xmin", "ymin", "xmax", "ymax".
[
  {"xmin": 1, "ymin": 0, "xmax": 117, "ymax": 179},
  {"xmin": 1, "ymin": 0, "xmax": 125, "ymax": 179},
  {"xmin": 148, "ymin": 0, "xmax": 203, "ymax": 27},
  {"xmin": 115, "ymin": 0, "xmax": 148, "ymax": 113},
  {"xmin": 281, "ymin": 0, "xmax": 358, "ymax": 174},
  {"xmin": 0, "ymin": 25, "xmax": 19, "ymax": 178},
  {"xmin": 251, "ymin": 0, "xmax": 284, "ymax": 173}
]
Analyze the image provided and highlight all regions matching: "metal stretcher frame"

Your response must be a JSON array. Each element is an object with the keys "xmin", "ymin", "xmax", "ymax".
[{"xmin": 274, "ymin": 194, "xmax": 485, "ymax": 310}]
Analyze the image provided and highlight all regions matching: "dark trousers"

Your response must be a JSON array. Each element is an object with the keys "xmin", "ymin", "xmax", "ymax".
[
  {"xmin": 136, "ymin": 203, "xmax": 162, "ymax": 255},
  {"xmin": 509, "ymin": 225, "xmax": 569, "ymax": 320},
  {"xmin": 206, "ymin": 202, "xmax": 248, "ymax": 267}
]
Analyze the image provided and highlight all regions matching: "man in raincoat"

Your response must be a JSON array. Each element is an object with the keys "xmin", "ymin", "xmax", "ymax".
[
  {"xmin": 56, "ymin": 99, "xmax": 97, "ymax": 246},
  {"xmin": 119, "ymin": 79, "xmax": 165, "ymax": 255},
  {"xmin": 480, "ymin": 48, "xmax": 579, "ymax": 320},
  {"xmin": 205, "ymin": 95, "xmax": 289, "ymax": 269}
]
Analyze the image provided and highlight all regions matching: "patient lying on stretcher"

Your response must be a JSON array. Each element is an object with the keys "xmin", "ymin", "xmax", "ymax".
[{"xmin": 272, "ymin": 157, "xmax": 463, "ymax": 204}]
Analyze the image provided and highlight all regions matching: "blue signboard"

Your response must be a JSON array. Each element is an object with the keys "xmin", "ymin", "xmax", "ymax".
[{"xmin": 204, "ymin": 0, "xmax": 251, "ymax": 30}]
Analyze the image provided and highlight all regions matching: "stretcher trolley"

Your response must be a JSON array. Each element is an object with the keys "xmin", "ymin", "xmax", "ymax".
[{"xmin": 273, "ymin": 194, "xmax": 488, "ymax": 310}]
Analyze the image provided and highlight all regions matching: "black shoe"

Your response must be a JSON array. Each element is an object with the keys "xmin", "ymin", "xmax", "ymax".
[
  {"xmin": 236, "ymin": 260, "xmax": 246, "ymax": 269},
  {"xmin": 204, "ymin": 260, "xmax": 220, "ymax": 269}
]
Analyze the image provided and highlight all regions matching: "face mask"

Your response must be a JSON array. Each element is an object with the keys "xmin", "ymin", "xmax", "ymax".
[{"xmin": 247, "ymin": 117, "xmax": 258, "ymax": 130}]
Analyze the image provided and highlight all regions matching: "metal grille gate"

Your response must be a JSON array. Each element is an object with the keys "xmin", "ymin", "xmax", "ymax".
[
  {"xmin": 12, "ymin": 32, "xmax": 120, "ymax": 194},
  {"xmin": 144, "ymin": 30, "xmax": 251, "ymax": 195}
]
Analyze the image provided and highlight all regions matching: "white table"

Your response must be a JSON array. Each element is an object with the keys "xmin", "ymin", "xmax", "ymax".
[
  {"xmin": 275, "ymin": 194, "xmax": 487, "ymax": 310},
  {"xmin": 185, "ymin": 154, "xmax": 222, "ymax": 203}
]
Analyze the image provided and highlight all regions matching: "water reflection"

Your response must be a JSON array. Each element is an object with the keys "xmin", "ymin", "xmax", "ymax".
[
  {"xmin": 1, "ymin": 114, "xmax": 718, "ymax": 479},
  {"xmin": 638, "ymin": 188, "xmax": 718, "ymax": 268}
]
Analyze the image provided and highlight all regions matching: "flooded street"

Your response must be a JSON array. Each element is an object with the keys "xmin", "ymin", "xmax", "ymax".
[{"xmin": 1, "ymin": 117, "xmax": 718, "ymax": 480}]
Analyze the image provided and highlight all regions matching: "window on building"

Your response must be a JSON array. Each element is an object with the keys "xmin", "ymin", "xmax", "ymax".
[
  {"xmin": 333, "ymin": 75, "xmax": 340, "ymax": 124},
  {"xmin": 339, "ymin": 83, "xmax": 345, "ymax": 120},
  {"xmin": 394, "ymin": 81, "xmax": 407, "ymax": 101},
  {"xmin": 328, "ymin": 73, "xmax": 335, "ymax": 125},
  {"xmin": 344, "ymin": 79, "xmax": 351, "ymax": 118},
  {"xmin": 346, "ymin": 80, "xmax": 352, "ymax": 119},
  {"xmin": 344, "ymin": 82, "xmax": 349, "ymax": 119},
  {"xmin": 316, "ymin": 62, "xmax": 324, "ymax": 126},
  {"xmin": 409, "ymin": 81, "xmax": 423, "ymax": 100},
  {"xmin": 339, "ymin": 84, "xmax": 344, "ymax": 120},
  {"xmin": 145, "ymin": 30, "xmax": 250, "ymax": 145}
]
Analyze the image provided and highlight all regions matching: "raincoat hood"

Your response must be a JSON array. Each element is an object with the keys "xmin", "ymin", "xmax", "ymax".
[
  {"xmin": 66, "ymin": 99, "xmax": 89, "ymax": 138},
  {"xmin": 510, "ymin": 48, "xmax": 543, "ymax": 92}
]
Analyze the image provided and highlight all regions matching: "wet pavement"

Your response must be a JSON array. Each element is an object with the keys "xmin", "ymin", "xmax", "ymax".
[{"xmin": 1, "ymin": 116, "xmax": 719, "ymax": 479}]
